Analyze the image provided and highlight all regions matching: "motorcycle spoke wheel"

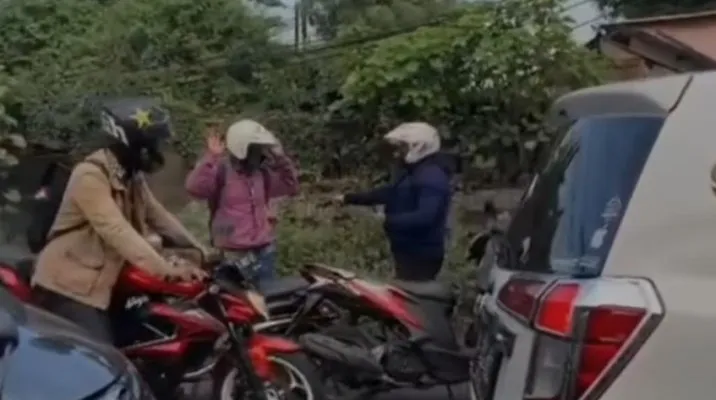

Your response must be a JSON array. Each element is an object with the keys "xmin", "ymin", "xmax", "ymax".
[
  {"xmin": 270, "ymin": 356, "xmax": 310, "ymax": 398},
  {"xmin": 219, "ymin": 355, "xmax": 314, "ymax": 400}
]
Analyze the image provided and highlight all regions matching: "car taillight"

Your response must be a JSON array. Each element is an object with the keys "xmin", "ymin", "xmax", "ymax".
[
  {"xmin": 497, "ymin": 276, "xmax": 664, "ymax": 400},
  {"xmin": 497, "ymin": 277, "xmax": 545, "ymax": 322}
]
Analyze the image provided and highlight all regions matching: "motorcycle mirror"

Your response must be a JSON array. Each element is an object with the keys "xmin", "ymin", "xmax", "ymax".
[{"xmin": 0, "ymin": 310, "xmax": 19, "ymax": 357}]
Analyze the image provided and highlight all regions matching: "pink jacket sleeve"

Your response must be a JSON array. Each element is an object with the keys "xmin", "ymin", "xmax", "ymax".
[
  {"xmin": 185, "ymin": 152, "xmax": 222, "ymax": 199},
  {"xmin": 265, "ymin": 154, "xmax": 300, "ymax": 198}
]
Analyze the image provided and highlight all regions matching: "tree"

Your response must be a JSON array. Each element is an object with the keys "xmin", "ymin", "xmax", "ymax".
[
  {"xmin": 5, "ymin": 0, "xmax": 281, "ymax": 156},
  {"xmin": 0, "ymin": 0, "xmax": 103, "ymax": 74},
  {"xmin": 340, "ymin": 0, "xmax": 607, "ymax": 183},
  {"xmin": 0, "ymin": 67, "xmax": 28, "ymax": 239},
  {"xmin": 0, "ymin": 0, "xmax": 608, "ymax": 185},
  {"xmin": 302, "ymin": 0, "xmax": 456, "ymax": 41},
  {"xmin": 594, "ymin": 0, "xmax": 716, "ymax": 18}
]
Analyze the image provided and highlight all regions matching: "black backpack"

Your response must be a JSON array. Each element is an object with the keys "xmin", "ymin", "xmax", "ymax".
[
  {"xmin": 26, "ymin": 160, "xmax": 108, "ymax": 254},
  {"xmin": 207, "ymin": 160, "xmax": 228, "ymax": 247}
]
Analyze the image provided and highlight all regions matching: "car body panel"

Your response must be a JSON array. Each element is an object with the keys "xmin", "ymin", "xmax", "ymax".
[
  {"xmin": 0, "ymin": 287, "xmax": 130, "ymax": 400},
  {"xmin": 471, "ymin": 72, "xmax": 716, "ymax": 400},
  {"xmin": 597, "ymin": 71, "xmax": 716, "ymax": 399}
]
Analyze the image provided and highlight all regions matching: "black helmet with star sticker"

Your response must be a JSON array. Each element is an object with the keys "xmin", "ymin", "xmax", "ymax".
[{"xmin": 100, "ymin": 97, "xmax": 172, "ymax": 175}]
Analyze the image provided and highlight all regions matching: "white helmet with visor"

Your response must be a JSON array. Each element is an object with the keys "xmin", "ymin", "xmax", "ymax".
[
  {"xmin": 384, "ymin": 122, "xmax": 441, "ymax": 164},
  {"xmin": 225, "ymin": 119, "xmax": 278, "ymax": 160}
]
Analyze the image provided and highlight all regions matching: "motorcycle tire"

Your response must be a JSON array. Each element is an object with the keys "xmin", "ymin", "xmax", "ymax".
[
  {"xmin": 211, "ymin": 352, "xmax": 328, "ymax": 400},
  {"xmin": 464, "ymin": 293, "xmax": 489, "ymax": 348},
  {"xmin": 463, "ymin": 320, "xmax": 479, "ymax": 348}
]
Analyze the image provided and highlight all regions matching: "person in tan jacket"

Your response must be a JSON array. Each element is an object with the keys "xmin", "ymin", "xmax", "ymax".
[{"xmin": 31, "ymin": 98, "xmax": 206, "ymax": 343}]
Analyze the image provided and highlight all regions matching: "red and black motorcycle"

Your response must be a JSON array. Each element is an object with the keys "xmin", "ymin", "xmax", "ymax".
[
  {"xmin": 0, "ymin": 258, "xmax": 326, "ymax": 400},
  {"xmin": 256, "ymin": 263, "xmax": 473, "ymax": 400},
  {"xmin": 252, "ymin": 263, "xmax": 428, "ymax": 336}
]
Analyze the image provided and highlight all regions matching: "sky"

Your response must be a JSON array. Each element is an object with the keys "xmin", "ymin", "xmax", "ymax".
[
  {"xmin": 569, "ymin": 0, "xmax": 606, "ymax": 43},
  {"xmin": 268, "ymin": 0, "xmax": 607, "ymax": 44}
]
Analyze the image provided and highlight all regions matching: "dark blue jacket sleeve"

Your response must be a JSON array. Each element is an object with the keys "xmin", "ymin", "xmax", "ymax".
[
  {"xmin": 344, "ymin": 185, "xmax": 391, "ymax": 206},
  {"xmin": 385, "ymin": 167, "xmax": 450, "ymax": 230}
]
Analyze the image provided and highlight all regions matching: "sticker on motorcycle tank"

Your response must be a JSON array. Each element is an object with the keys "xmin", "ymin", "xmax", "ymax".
[{"xmin": 125, "ymin": 295, "xmax": 149, "ymax": 310}]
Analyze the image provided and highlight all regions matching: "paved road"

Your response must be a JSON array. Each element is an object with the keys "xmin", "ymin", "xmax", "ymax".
[
  {"xmin": 373, "ymin": 383, "xmax": 470, "ymax": 400},
  {"xmin": 181, "ymin": 380, "xmax": 471, "ymax": 399}
]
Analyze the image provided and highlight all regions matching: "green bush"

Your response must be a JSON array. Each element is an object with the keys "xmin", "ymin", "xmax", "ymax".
[
  {"xmin": 0, "ymin": 67, "xmax": 29, "ymax": 236},
  {"xmin": 177, "ymin": 188, "xmax": 480, "ymax": 321},
  {"xmin": 1, "ymin": 0, "xmax": 606, "ymax": 186},
  {"xmin": 338, "ymin": 0, "xmax": 607, "ymax": 184},
  {"xmin": 177, "ymin": 192, "xmax": 476, "ymax": 284}
]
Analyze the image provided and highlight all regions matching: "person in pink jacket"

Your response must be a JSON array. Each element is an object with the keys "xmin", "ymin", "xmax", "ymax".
[{"xmin": 185, "ymin": 119, "xmax": 299, "ymax": 283}]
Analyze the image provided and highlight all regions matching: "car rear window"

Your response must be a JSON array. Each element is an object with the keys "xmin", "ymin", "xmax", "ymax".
[{"xmin": 504, "ymin": 115, "xmax": 665, "ymax": 276}]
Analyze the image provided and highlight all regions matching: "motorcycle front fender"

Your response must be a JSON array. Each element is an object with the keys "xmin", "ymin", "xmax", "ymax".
[
  {"xmin": 249, "ymin": 334, "xmax": 301, "ymax": 355},
  {"xmin": 247, "ymin": 334, "xmax": 301, "ymax": 380},
  {"xmin": 0, "ymin": 266, "xmax": 32, "ymax": 303}
]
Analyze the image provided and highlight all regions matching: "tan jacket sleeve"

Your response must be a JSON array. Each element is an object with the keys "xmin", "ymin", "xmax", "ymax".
[
  {"xmin": 68, "ymin": 165, "xmax": 173, "ymax": 277},
  {"xmin": 141, "ymin": 180, "xmax": 206, "ymax": 254}
]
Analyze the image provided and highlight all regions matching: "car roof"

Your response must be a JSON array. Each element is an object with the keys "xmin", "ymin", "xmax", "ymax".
[{"xmin": 548, "ymin": 73, "xmax": 693, "ymax": 126}]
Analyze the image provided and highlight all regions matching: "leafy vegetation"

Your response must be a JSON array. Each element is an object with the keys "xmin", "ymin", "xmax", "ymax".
[
  {"xmin": 1, "ymin": 0, "xmax": 605, "ymax": 183},
  {"xmin": 176, "ymin": 193, "xmax": 477, "ymax": 300},
  {"xmin": 340, "ymin": 0, "xmax": 605, "ymax": 184},
  {"xmin": 5, "ymin": 0, "xmax": 282, "ymax": 154},
  {"xmin": 302, "ymin": 0, "xmax": 456, "ymax": 41},
  {"xmin": 0, "ymin": 0, "xmax": 606, "ymax": 288},
  {"xmin": 0, "ymin": 68, "xmax": 28, "ymax": 242},
  {"xmin": 0, "ymin": 71, "xmax": 23, "ymax": 198}
]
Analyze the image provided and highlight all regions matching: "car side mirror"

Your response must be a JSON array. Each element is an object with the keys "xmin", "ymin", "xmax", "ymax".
[
  {"xmin": 467, "ymin": 201, "xmax": 505, "ymax": 264},
  {"xmin": 467, "ymin": 228, "xmax": 503, "ymax": 265},
  {"xmin": 0, "ymin": 310, "xmax": 18, "ymax": 357}
]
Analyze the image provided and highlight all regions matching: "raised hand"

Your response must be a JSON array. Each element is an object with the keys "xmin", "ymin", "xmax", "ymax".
[{"xmin": 207, "ymin": 133, "xmax": 225, "ymax": 156}]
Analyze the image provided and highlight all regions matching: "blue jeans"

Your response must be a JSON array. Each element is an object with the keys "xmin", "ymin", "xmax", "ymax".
[{"xmin": 254, "ymin": 243, "xmax": 277, "ymax": 282}]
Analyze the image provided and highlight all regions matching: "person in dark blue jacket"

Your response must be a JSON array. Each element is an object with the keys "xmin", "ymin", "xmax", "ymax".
[{"xmin": 336, "ymin": 122, "xmax": 456, "ymax": 281}]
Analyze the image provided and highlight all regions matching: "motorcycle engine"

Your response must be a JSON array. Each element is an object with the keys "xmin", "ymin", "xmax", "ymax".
[{"xmin": 379, "ymin": 341, "xmax": 427, "ymax": 382}]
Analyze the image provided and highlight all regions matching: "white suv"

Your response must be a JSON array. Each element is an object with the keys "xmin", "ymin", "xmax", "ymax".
[{"xmin": 468, "ymin": 72, "xmax": 716, "ymax": 400}]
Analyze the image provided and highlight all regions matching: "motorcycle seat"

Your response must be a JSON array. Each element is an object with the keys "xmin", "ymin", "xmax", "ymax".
[
  {"xmin": 393, "ymin": 280, "xmax": 455, "ymax": 303},
  {"xmin": 259, "ymin": 276, "xmax": 309, "ymax": 300}
]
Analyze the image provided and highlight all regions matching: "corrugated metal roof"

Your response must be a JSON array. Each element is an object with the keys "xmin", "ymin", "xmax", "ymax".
[{"xmin": 602, "ymin": 9, "xmax": 716, "ymax": 27}]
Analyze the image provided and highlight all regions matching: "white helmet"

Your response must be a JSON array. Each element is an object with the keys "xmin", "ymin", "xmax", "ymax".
[
  {"xmin": 384, "ymin": 122, "xmax": 440, "ymax": 164},
  {"xmin": 225, "ymin": 119, "xmax": 278, "ymax": 160}
]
